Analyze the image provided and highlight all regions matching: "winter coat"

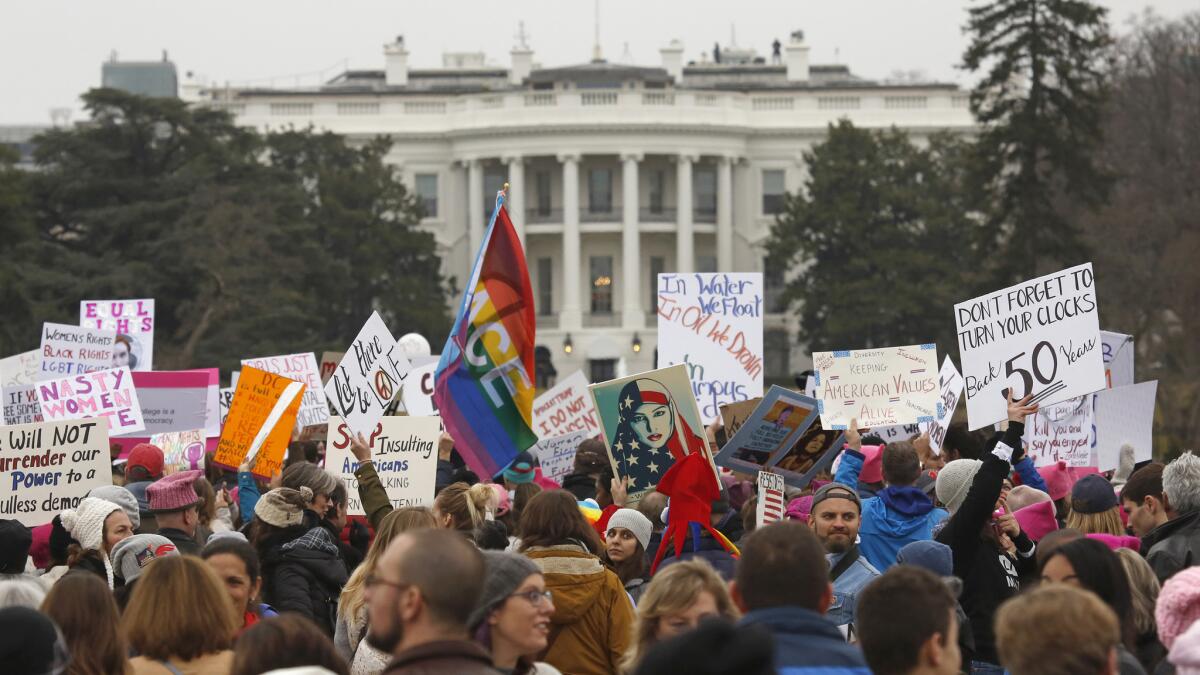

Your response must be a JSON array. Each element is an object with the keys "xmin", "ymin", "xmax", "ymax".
[
  {"xmin": 738, "ymin": 606, "xmax": 870, "ymax": 674},
  {"xmin": 655, "ymin": 529, "xmax": 738, "ymax": 580},
  {"xmin": 1142, "ymin": 510, "xmax": 1200, "ymax": 584},
  {"xmin": 381, "ymin": 639, "xmax": 497, "ymax": 675},
  {"xmin": 561, "ymin": 473, "xmax": 598, "ymax": 501},
  {"xmin": 353, "ymin": 460, "xmax": 394, "ymax": 531},
  {"xmin": 156, "ymin": 527, "xmax": 201, "ymax": 556},
  {"xmin": 261, "ymin": 523, "xmax": 349, "ymax": 636},
  {"xmin": 835, "ymin": 448, "xmax": 949, "ymax": 571},
  {"xmin": 524, "ymin": 543, "xmax": 634, "ymax": 675}
]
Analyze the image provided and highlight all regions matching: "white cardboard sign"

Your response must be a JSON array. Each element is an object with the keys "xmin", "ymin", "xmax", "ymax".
[
  {"xmin": 242, "ymin": 353, "xmax": 329, "ymax": 428},
  {"xmin": 955, "ymin": 263, "xmax": 1105, "ymax": 429},
  {"xmin": 325, "ymin": 415, "xmax": 440, "ymax": 515},
  {"xmin": 533, "ymin": 429, "xmax": 592, "ymax": 485},
  {"xmin": 36, "ymin": 367, "xmax": 145, "ymax": 435},
  {"xmin": 532, "ymin": 370, "xmax": 601, "ymax": 440},
  {"xmin": 79, "ymin": 299, "xmax": 155, "ymax": 371},
  {"xmin": 0, "ymin": 418, "xmax": 112, "ymax": 526},
  {"xmin": 756, "ymin": 471, "xmax": 786, "ymax": 527},
  {"xmin": 3, "ymin": 384, "xmax": 43, "ymax": 426},
  {"xmin": 38, "ymin": 322, "xmax": 115, "ymax": 381},
  {"xmin": 324, "ymin": 312, "xmax": 412, "ymax": 440},
  {"xmin": 0, "ymin": 350, "xmax": 40, "ymax": 388},
  {"xmin": 1094, "ymin": 380, "xmax": 1157, "ymax": 472},
  {"xmin": 401, "ymin": 359, "xmax": 439, "ymax": 417},
  {"xmin": 920, "ymin": 357, "xmax": 964, "ymax": 456},
  {"xmin": 1100, "ymin": 331, "xmax": 1135, "ymax": 389},
  {"xmin": 1022, "ymin": 395, "xmax": 1095, "ymax": 467},
  {"xmin": 812, "ymin": 345, "xmax": 939, "ymax": 429}
]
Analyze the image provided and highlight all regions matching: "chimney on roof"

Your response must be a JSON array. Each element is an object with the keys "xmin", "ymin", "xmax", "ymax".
[
  {"xmin": 510, "ymin": 22, "xmax": 533, "ymax": 85},
  {"xmin": 785, "ymin": 30, "xmax": 809, "ymax": 82},
  {"xmin": 384, "ymin": 35, "xmax": 409, "ymax": 87},
  {"xmin": 660, "ymin": 39, "xmax": 684, "ymax": 82}
]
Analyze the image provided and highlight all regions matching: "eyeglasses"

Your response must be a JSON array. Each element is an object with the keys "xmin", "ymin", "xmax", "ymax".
[
  {"xmin": 365, "ymin": 573, "xmax": 410, "ymax": 592},
  {"xmin": 510, "ymin": 589, "xmax": 554, "ymax": 607}
]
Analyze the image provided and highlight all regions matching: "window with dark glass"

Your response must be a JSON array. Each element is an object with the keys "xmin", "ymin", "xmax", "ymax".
[
  {"xmin": 589, "ymin": 359, "xmax": 616, "ymax": 383},
  {"xmin": 590, "ymin": 256, "xmax": 613, "ymax": 313},
  {"xmin": 414, "ymin": 173, "xmax": 438, "ymax": 218},
  {"xmin": 535, "ymin": 171, "xmax": 551, "ymax": 215},
  {"xmin": 649, "ymin": 256, "xmax": 665, "ymax": 311},
  {"xmin": 537, "ymin": 257, "xmax": 553, "ymax": 316},
  {"xmin": 762, "ymin": 169, "xmax": 786, "ymax": 215},
  {"xmin": 694, "ymin": 167, "xmax": 717, "ymax": 217},
  {"xmin": 649, "ymin": 170, "xmax": 665, "ymax": 214},
  {"xmin": 589, "ymin": 169, "xmax": 613, "ymax": 214}
]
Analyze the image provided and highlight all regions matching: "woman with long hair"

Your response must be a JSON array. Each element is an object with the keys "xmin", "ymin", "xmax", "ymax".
[
  {"xmin": 622, "ymin": 559, "xmax": 740, "ymax": 673},
  {"xmin": 470, "ymin": 551, "xmax": 561, "ymax": 675},
  {"xmin": 601, "ymin": 508, "xmax": 653, "ymax": 604},
  {"xmin": 202, "ymin": 538, "xmax": 277, "ymax": 632},
  {"xmin": 231, "ymin": 614, "xmax": 349, "ymax": 675},
  {"xmin": 335, "ymin": 506, "xmax": 436, "ymax": 672},
  {"xmin": 519, "ymin": 489, "xmax": 634, "ymax": 675},
  {"xmin": 433, "ymin": 481, "xmax": 494, "ymax": 533},
  {"xmin": 124, "ymin": 556, "xmax": 240, "ymax": 674},
  {"xmin": 1064, "ymin": 474, "xmax": 1125, "ymax": 536},
  {"xmin": 41, "ymin": 571, "xmax": 131, "ymax": 675},
  {"xmin": 60, "ymin": 496, "xmax": 135, "ymax": 588},
  {"xmin": 1116, "ymin": 547, "xmax": 1166, "ymax": 673}
]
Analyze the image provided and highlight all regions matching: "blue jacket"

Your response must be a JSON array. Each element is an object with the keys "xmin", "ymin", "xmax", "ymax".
[
  {"xmin": 827, "ymin": 550, "xmax": 880, "ymax": 627},
  {"xmin": 739, "ymin": 606, "xmax": 870, "ymax": 675},
  {"xmin": 835, "ymin": 448, "xmax": 949, "ymax": 571}
]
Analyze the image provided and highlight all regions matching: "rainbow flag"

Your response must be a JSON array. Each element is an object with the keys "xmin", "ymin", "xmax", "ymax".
[{"xmin": 434, "ymin": 191, "xmax": 538, "ymax": 479}]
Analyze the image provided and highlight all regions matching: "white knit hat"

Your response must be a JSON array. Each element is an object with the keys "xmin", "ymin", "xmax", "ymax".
[
  {"xmin": 60, "ymin": 496, "xmax": 122, "ymax": 588},
  {"xmin": 606, "ymin": 508, "xmax": 653, "ymax": 551},
  {"xmin": 935, "ymin": 459, "xmax": 984, "ymax": 514}
]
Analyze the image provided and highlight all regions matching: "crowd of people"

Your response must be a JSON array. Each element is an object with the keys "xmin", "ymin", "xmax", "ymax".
[{"xmin": 2, "ymin": 392, "xmax": 1200, "ymax": 675}]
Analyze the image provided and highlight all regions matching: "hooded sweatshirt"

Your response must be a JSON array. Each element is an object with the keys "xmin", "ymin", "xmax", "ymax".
[
  {"xmin": 523, "ymin": 543, "xmax": 633, "ymax": 675},
  {"xmin": 834, "ymin": 448, "xmax": 948, "ymax": 571}
]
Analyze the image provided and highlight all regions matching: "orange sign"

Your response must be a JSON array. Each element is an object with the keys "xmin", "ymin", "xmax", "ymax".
[{"xmin": 213, "ymin": 366, "xmax": 304, "ymax": 479}]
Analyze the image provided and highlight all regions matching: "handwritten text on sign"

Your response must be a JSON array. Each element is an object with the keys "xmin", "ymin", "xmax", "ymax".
[
  {"xmin": 39, "ymin": 323, "xmax": 115, "ymax": 381},
  {"xmin": 214, "ymin": 367, "xmax": 303, "ymax": 479},
  {"xmin": 324, "ymin": 312, "xmax": 411, "ymax": 440},
  {"xmin": 1022, "ymin": 395, "xmax": 1095, "ymax": 468},
  {"xmin": 37, "ymin": 367, "xmax": 145, "ymax": 435},
  {"xmin": 325, "ymin": 416, "xmax": 439, "ymax": 516},
  {"xmin": 756, "ymin": 471, "xmax": 786, "ymax": 527},
  {"xmin": 955, "ymin": 263, "xmax": 1105, "ymax": 429},
  {"xmin": 919, "ymin": 357, "xmax": 964, "ymax": 456},
  {"xmin": 242, "ymin": 353, "xmax": 328, "ymax": 428},
  {"xmin": 533, "ymin": 429, "xmax": 593, "ymax": 485},
  {"xmin": 3, "ymin": 385, "xmax": 43, "ymax": 426},
  {"xmin": 657, "ymin": 273, "xmax": 764, "ymax": 423},
  {"xmin": 532, "ymin": 371, "xmax": 600, "ymax": 440},
  {"xmin": 813, "ymin": 345, "xmax": 939, "ymax": 429},
  {"xmin": 80, "ymin": 299, "xmax": 155, "ymax": 371},
  {"xmin": 0, "ymin": 418, "xmax": 112, "ymax": 527}
]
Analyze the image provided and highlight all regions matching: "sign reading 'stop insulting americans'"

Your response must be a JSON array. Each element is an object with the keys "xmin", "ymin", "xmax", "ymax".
[
  {"xmin": 812, "ymin": 345, "xmax": 939, "ymax": 429},
  {"xmin": 955, "ymin": 263, "xmax": 1105, "ymax": 429}
]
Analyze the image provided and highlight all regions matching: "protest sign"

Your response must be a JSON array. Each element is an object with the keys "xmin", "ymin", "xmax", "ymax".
[
  {"xmin": 214, "ymin": 366, "xmax": 304, "ymax": 479},
  {"xmin": 0, "ymin": 418, "xmax": 111, "ymax": 526},
  {"xmin": 80, "ymin": 299, "xmax": 155, "ymax": 371},
  {"xmin": 151, "ymin": 429, "xmax": 207, "ymax": 474},
  {"xmin": 719, "ymin": 397, "xmax": 763, "ymax": 440},
  {"xmin": 401, "ymin": 358, "xmax": 439, "ymax": 417},
  {"xmin": 1101, "ymin": 331, "xmax": 1135, "ymax": 389},
  {"xmin": 870, "ymin": 424, "xmax": 922, "ymax": 445},
  {"xmin": 324, "ymin": 312, "xmax": 411, "ymax": 440},
  {"xmin": 242, "ymin": 353, "xmax": 328, "ymax": 428},
  {"xmin": 812, "ymin": 344, "xmax": 939, "ymax": 429},
  {"xmin": 38, "ymin": 322, "xmax": 115, "ymax": 381},
  {"xmin": 532, "ymin": 371, "xmax": 600, "ymax": 440},
  {"xmin": 714, "ymin": 386, "xmax": 817, "ymax": 474},
  {"xmin": 319, "ymin": 351, "xmax": 344, "ymax": 385},
  {"xmin": 218, "ymin": 387, "xmax": 234, "ymax": 429},
  {"xmin": 1022, "ymin": 395, "xmax": 1095, "ymax": 467},
  {"xmin": 955, "ymin": 263, "xmax": 1105, "ymax": 429},
  {"xmin": 3, "ymin": 385, "xmax": 43, "ymax": 425},
  {"xmin": 128, "ymin": 370, "xmax": 210, "ymax": 436},
  {"xmin": 756, "ymin": 471, "xmax": 786, "ymax": 527},
  {"xmin": 1094, "ymin": 380, "xmax": 1157, "ymax": 472},
  {"xmin": 771, "ymin": 416, "xmax": 846, "ymax": 488},
  {"xmin": 657, "ymin": 273, "xmax": 764, "ymax": 423},
  {"xmin": 37, "ymin": 367, "xmax": 144, "ymax": 435},
  {"xmin": 325, "ymin": 415, "xmax": 440, "ymax": 515},
  {"xmin": 919, "ymin": 357, "xmax": 965, "ymax": 456},
  {"xmin": 0, "ymin": 350, "xmax": 40, "ymax": 388},
  {"xmin": 589, "ymin": 364, "xmax": 713, "ymax": 502},
  {"xmin": 533, "ymin": 429, "xmax": 593, "ymax": 485}
]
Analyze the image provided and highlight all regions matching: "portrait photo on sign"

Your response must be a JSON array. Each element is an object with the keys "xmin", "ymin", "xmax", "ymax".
[
  {"xmin": 771, "ymin": 416, "xmax": 846, "ymax": 489},
  {"xmin": 588, "ymin": 363, "xmax": 712, "ymax": 502},
  {"xmin": 111, "ymin": 334, "xmax": 143, "ymax": 370},
  {"xmin": 714, "ymin": 386, "xmax": 818, "ymax": 475}
]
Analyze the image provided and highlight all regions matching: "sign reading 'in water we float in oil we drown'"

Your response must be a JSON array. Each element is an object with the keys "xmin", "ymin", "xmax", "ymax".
[{"xmin": 955, "ymin": 263, "xmax": 1105, "ymax": 430}]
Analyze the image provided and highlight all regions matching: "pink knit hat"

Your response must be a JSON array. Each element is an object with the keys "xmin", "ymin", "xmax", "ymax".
[
  {"xmin": 1037, "ymin": 461, "xmax": 1074, "ymax": 501},
  {"xmin": 1156, "ymin": 567, "xmax": 1200, "ymax": 649},
  {"xmin": 1014, "ymin": 500, "xmax": 1058, "ymax": 541},
  {"xmin": 146, "ymin": 470, "xmax": 202, "ymax": 513},
  {"xmin": 785, "ymin": 495, "xmax": 813, "ymax": 521},
  {"xmin": 1086, "ymin": 533, "xmax": 1141, "ymax": 553},
  {"xmin": 859, "ymin": 445, "xmax": 884, "ymax": 484}
]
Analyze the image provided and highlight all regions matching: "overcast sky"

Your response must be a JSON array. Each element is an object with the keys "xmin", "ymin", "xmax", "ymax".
[{"xmin": 1, "ymin": 0, "xmax": 1193, "ymax": 125}]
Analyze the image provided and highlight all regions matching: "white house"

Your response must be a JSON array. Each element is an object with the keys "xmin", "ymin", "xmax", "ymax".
[{"xmin": 191, "ymin": 31, "xmax": 974, "ymax": 388}]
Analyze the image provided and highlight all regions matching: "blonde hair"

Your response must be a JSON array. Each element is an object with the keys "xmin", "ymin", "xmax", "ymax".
[
  {"xmin": 434, "ymin": 482, "xmax": 494, "ymax": 531},
  {"xmin": 339, "ymin": 506, "xmax": 437, "ymax": 624},
  {"xmin": 123, "ymin": 556, "xmax": 239, "ymax": 662},
  {"xmin": 1064, "ymin": 508, "xmax": 1124, "ymax": 536},
  {"xmin": 622, "ymin": 559, "xmax": 739, "ymax": 673},
  {"xmin": 1116, "ymin": 547, "xmax": 1160, "ymax": 636}
]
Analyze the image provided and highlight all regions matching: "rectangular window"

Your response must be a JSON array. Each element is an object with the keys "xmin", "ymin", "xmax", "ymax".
[
  {"xmin": 589, "ymin": 169, "xmax": 613, "ymax": 214},
  {"xmin": 537, "ymin": 257, "xmax": 553, "ymax": 316},
  {"xmin": 697, "ymin": 256, "xmax": 717, "ymax": 274},
  {"xmin": 649, "ymin": 170, "xmax": 665, "ymax": 214},
  {"xmin": 762, "ymin": 169, "xmax": 786, "ymax": 216},
  {"xmin": 694, "ymin": 167, "xmax": 717, "ymax": 218},
  {"xmin": 649, "ymin": 256, "xmax": 665, "ymax": 311},
  {"xmin": 590, "ymin": 256, "xmax": 613, "ymax": 314},
  {"xmin": 589, "ymin": 359, "xmax": 617, "ymax": 383},
  {"xmin": 484, "ymin": 169, "xmax": 506, "ymax": 220},
  {"xmin": 414, "ymin": 173, "xmax": 438, "ymax": 218},
  {"xmin": 764, "ymin": 328, "xmax": 791, "ymax": 381},
  {"xmin": 535, "ymin": 171, "xmax": 551, "ymax": 215},
  {"xmin": 764, "ymin": 256, "xmax": 786, "ymax": 313}
]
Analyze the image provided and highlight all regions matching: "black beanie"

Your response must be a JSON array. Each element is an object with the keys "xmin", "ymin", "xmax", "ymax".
[
  {"xmin": 0, "ymin": 520, "xmax": 32, "ymax": 574},
  {"xmin": 48, "ymin": 515, "xmax": 75, "ymax": 566},
  {"xmin": 0, "ymin": 607, "xmax": 66, "ymax": 674},
  {"xmin": 633, "ymin": 619, "xmax": 775, "ymax": 675}
]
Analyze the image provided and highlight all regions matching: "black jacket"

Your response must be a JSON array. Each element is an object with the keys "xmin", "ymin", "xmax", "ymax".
[
  {"xmin": 156, "ymin": 527, "xmax": 201, "ymax": 556},
  {"xmin": 1142, "ymin": 510, "xmax": 1200, "ymax": 584},
  {"xmin": 562, "ymin": 472, "xmax": 598, "ymax": 501},
  {"xmin": 935, "ymin": 422, "xmax": 1036, "ymax": 666},
  {"xmin": 319, "ymin": 519, "xmax": 364, "ymax": 575},
  {"xmin": 261, "ymin": 523, "xmax": 349, "ymax": 636}
]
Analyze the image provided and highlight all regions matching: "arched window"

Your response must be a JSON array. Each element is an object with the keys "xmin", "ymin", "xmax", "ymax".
[{"xmin": 534, "ymin": 345, "xmax": 557, "ymax": 390}]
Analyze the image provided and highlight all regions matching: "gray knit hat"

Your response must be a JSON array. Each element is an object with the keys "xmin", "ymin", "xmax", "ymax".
[
  {"xmin": 936, "ymin": 459, "xmax": 984, "ymax": 514},
  {"xmin": 254, "ymin": 487, "xmax": 313, "ymax": 528},
  {"xmin": 110, "ymin": 534, "xmax": 180, "ymax": 583},
  {"xmin": 88, "ymin": 485, "xmax": 141, "ymax": 530},
  {"xmin": 468, "ymin": 551, "xmax": 541, "ymax": 630},
  {"xmin": 606, "ymin": 508, "xmax": 653, "ymax": 551}
]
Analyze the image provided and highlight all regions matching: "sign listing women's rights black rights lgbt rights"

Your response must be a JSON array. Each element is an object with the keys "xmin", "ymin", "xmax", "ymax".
[{"xmin": 954, "ymin": 262, "xmax": 1105, "ymax": 430}]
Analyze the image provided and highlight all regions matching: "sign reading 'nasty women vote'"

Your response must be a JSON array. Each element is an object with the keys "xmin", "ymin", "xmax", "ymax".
[
  {"xmin": 325, "ymin": 416, "xmax": 440, "ymax": 516},
  {"xmin": 532, "ymin": 371, "xmax": 600, "ymax": 440},
  {"xmin": 812, "ymin": 345, "xmax": 939, "ymax": 429},
  {"xmin": 80, "ymin": 299, "xmax": 155, "ymax": 371},
  {"xmin": 242, "ymin": 353, "xmax": 328, "ymax": 428},
  {"xmin": 955, "ymin": 263, "xmax": 1105, "ymax": 430},
  {"xmin": 657, "ymin": 273, "xmax": 764, "ymax": 423},
  {"xmin": 39, "ymin": 323, "xmax": 115, "ymax": 381},
  {"xmin": 37, "ymin": 367, "xmax": 145, "ymax": 436},
  {"xmin": 0, "ymin": 418, "xmax": 112, "ymax": 527},
  {"xmin": 325, "ymin": 312, "xmax": 412, "ymax": 440}
]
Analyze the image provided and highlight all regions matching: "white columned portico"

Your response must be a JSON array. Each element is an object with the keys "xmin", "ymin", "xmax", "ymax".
[
  {"xmin": 675, "ymin": 153, "xmax": 696, "ymax": 274},
  {"xmin": 559, "ymin": 152, "xmax": 582, "ymax": 331},
  {"xmin": 467, "ymin": 158, "xmax": 484, "ymax": 256},
  {"xmin": 621, "ymin": 152, "xmax": 644, "ymax": 329},
  {"xmin": 504, "ymin": 154, "xmax": 526, "ymax": 245},
  {"xmin": 717, "ymin": 155, "xmax": 734, "ymax": 272}
]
